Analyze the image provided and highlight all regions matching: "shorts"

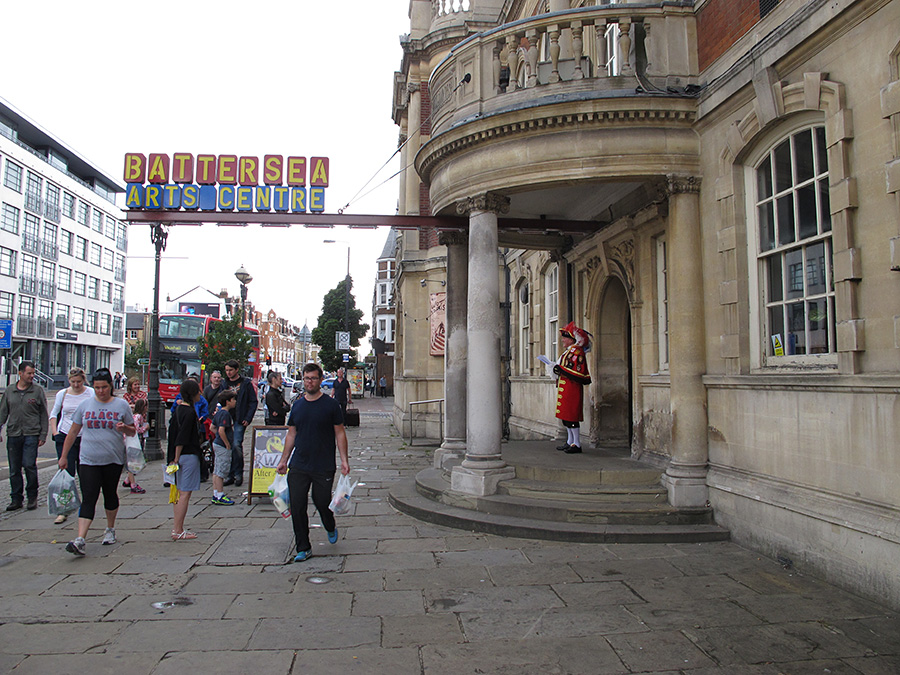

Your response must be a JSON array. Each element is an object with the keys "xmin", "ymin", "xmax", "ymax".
[
  {"xmin": 175, "ymin": 454, "xmax": 201, "ymax": 492},
  {"xmin": 212, "ymin": 443, "xmax": 232, "ymax": 479}
]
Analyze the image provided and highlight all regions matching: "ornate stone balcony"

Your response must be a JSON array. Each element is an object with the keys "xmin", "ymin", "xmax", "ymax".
[{"xmin": 417, "ymin": 3, "xmax": 700, "ymax": 215}]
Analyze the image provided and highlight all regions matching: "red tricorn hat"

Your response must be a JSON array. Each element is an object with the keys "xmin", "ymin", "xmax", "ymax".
[{"xmin": 560, "ymin": 321, "xmax": 591, "ymax": 349}]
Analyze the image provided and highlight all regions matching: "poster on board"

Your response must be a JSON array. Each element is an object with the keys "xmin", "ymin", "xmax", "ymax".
[
  {"xmin": 248, "ymin": 426, "xmax": 289, "ymax": 505},
  {"xmin": 347, "ymin": 368, "xmax": 364, "ymax": 397}
]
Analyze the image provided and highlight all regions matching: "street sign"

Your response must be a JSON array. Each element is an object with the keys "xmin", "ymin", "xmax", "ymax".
[
  {"xmin": 137, "ymin": 358, "xmax": 150, "ymax": 366},
  {"xmin": 342, "ymin": 353, "xmax": 349, "ymax": 363},
  {"xmin": 335, "ymin": 331, "xmax": 350, "ymax": 350},
  {"xmin": 0, "ymin": 319, "xmax": 11, "ymax": 350}
]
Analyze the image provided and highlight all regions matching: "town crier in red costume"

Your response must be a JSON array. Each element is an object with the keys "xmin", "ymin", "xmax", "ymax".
[{"xmin": 554, "ymin": 321, "xmax": 592, "ymax": 454}]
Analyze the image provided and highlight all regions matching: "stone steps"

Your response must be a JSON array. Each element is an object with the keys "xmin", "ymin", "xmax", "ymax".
[{"xmin": 387, "ymin": 440, "xmax": 729, "ymax": 543}]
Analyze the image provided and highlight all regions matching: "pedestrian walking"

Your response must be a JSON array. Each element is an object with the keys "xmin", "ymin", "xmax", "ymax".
[
  {"xmin": 167, "ymin": 378, "xmax": 204, "ymax": 540},
  {"xmin": 59, "ymin": 368, "xmax": 135, "ymax": 555},
  {"xmin": 264, "ymin": 371, "xmax": 290, "ymax": 426},
  {"xmin": 123, "ymin": 377, "xmax": 146, "ymax": 408},
  {"xmin": 114, "ymin": 372, "xmax": 123, "ymax": 390},
  {"xmin": 379, "ymin": 375, "xmax": 387, "ymax": 397},
  {"xmin": 48, "ymin": 367, "xmax": 94, "ymax": 523},
  {"xmin": 276, "ymin": 362, "xmax": 350, "ymax": 562},
  {"xmin": 202, "ymin": 370, "xmax": 223, "ymax": 408},
  {"xmin": 332, "ymin": 368, "xmax": 351, "ymax": 420},
  {"xmin": 221, "ymin": 359, "xmax": 257, "ymax": 487},
  {"xmin": 0, "ymin": 361, "xmax": 49, "ymax": 512},
  {"xmin": 132, "ymin": 398, "xmax": 148, "ymax": 450}
]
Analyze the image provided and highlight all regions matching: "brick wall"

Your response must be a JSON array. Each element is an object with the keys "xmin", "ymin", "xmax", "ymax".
[{"xmin": 697, "ymin": 0, "xmax": 762, "ymax": 71}]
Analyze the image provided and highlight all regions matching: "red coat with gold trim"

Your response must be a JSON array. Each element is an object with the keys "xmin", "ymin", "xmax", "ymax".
[{"xmin": 555, "ymin": 344, "xmax": 591, "ymax": 422}]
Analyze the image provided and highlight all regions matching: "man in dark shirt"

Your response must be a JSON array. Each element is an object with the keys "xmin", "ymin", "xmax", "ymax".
[
  {"xmin": 276, "ymin": 363, "xmax": 349, "ymax": 562},
  {"xmin": 332, "ymin": 368, "xmax": 351, "ymax": 420},
  {"xmin": 264, "ymin": 371, "xmax": 291, "ymax": 426},
  {"xmin": 202, "ymin": 370, "xmax": 223, "ymax": 408},
  {"xmin": 222, "ymin": 359, "xmax": 258, "ymax": 487}
]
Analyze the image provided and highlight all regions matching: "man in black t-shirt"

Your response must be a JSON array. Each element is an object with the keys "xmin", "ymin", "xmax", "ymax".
[
  {"xmin": 276, "ymin": 363, "xmax": 349, "ymax": 563},
  {"xmin": 331, "ymin": 368, "xmax": 351, "ymax": 420}
]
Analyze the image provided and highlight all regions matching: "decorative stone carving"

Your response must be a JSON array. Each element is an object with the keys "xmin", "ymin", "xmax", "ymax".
[
  {"xmin": 438, "ymin": 231, "xmax": 468, "ymax": 246},
  {"xmin": 456, "ymin": 192, "xmax": 510, "ymax": 216},
  {"xmin": 667, "ymin": 174, "xmax": 701, "ymax": 195},
  {"xmin": 585, "ymin": 255, "xmax": 604, "ymax": 279},
  {"xmin": 605, "ymin": 239, "xmax": 635, "ymax": 294}
]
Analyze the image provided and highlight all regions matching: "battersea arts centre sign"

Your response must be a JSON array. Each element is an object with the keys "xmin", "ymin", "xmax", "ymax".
[{"xmin": 123, "ymin": 153, "xmax": 329, "ymax": 213}]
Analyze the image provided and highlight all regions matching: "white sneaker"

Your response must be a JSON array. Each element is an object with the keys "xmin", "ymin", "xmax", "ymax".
[
  {"xmin": 102, "ymin": 527, "xmax": 117, "ymax": 545},
  {"xmin": 66, "ymin": 537, "xmax": 86, "ymax": 555}
]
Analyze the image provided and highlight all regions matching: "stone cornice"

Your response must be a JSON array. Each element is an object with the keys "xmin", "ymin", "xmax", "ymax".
[
  {"xmin": 667, "ymin": 174, "xmax": 701, "ymax": 194},
  {"xmin": 418, "ymin": 97, "xmax": 698, "ymax": 183},
  {"xmin": 438, "ymin": 231, "xmax": 468, "ymax": 246}
]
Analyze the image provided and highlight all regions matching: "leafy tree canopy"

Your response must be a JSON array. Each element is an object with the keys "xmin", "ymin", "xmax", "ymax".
[
  {"xmin": 124, "ymin": 341, "xmax": 148, "ymax": 376},
  {"xmin": 198, "ymin": 312, "xmax": 254, "ymax": 378},
  {"xmin": 311, "ymin": 277, "xmax": 369, "ymax": 372}
]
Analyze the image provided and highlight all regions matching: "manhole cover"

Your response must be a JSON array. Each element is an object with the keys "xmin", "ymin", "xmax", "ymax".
[
  {"xmin": 306, "ymin": 576, "xmax": 332, "ymax": 585},
  {"xmin": 151, "ymin": 597, "xmax": 194, "ymax": 609}
]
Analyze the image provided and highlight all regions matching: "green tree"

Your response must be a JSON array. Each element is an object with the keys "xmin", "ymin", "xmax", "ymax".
[
  {"xmin": 124, "ymin": 341, "xmax": 149, "ymax": 376},
  {"xmin": 198, "ymin": 312, "xmax": 254, "ymax": 377},
  {"xmin": 311, "ymin": 277, "xmax": 369, "ymax": 372}
]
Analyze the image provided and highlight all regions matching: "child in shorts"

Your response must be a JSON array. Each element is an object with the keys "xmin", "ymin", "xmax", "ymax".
[{"xmin": 211, "ymin": 391, "xmax": 237, "ymax": 505}]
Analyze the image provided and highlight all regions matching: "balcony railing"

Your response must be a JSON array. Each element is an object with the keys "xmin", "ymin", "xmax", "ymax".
[
  {"xmin": 44, "ymin": 202, "xmax": 60, "ymax": 223},
  {"xmin": 427, "ymin": 3, "xmax": 697, "ymax": 138},
  {"xmin": 17, "ymin": 316, "xmax": 36, "ymax": 335},
  {"xmin": 22, "ymin": 233, "xmax": 40, "ymax": 254},
  {"xmin": 41, "ymin": 241, "xmax": 58, "ymax": 260},
  {"xmin": 24, "ymin": 193, "xmax": 42, "ymax": 215},
  {"xmin": 38, "ymin": 280, "xmax": 56, "ymax": 299},
  {"xmin": 37, "ymin": 318, "xmax": 54, "ymax": 338},
  {"xmin": 19, "ymin": 275, "xmax": 36, "ymax": 295}
]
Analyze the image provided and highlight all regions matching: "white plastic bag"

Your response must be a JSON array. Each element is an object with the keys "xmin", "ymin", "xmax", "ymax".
[
  {"xmin": 268, "ymin": 473, "xmax": 290, "ymax": 518},
  {"xmin": 329, "ymin": 473, "xmax": 357, "ymax": 515},
  {"xmin": 47, "ymin": 470, "xmax": 81, "ymax": 516},
  {"xmin": 125, "ymin": 435, "xmax": 146, "ymax": 474}
]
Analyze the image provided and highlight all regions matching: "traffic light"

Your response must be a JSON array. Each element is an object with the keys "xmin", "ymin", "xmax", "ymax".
[{"xmin": 266, "ymin": 356, "xmax": 272, "ymax": 366}]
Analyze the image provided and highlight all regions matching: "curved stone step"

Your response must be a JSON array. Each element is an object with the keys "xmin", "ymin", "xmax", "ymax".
[
  {"xmin": 498, "ymin": 478, "xmax": 667, "ymax": 503},
  {"xmin": 388, "ymin": 476, "xmax": 729, "ymax": 544}
]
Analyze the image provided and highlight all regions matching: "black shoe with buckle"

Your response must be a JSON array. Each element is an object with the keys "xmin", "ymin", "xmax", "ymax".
[
  {"xmin": 556, "ymin": 443, "xmax": 569, "ymax": 451},
  {"xmin": 564, "ymin": 445, "xmax": 582, "ymax": 454}
]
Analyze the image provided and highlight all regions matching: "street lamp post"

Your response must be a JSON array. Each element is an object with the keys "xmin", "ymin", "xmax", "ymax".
[
  {"xmin": 144, "ymin": 222, "xmax": 168, "ymax": 461},
  {"xmin": 234, "ymin": 265, "xmax": 253, "ymax": 329}
]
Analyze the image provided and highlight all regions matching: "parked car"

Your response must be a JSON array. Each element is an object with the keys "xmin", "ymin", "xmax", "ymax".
[{"xmin": 321, "ymin": 377, "xmax": 336, "ymax": 391}]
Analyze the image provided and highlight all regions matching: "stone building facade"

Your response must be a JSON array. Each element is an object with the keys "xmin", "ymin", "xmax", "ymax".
[{"xmin": 392, "ymin": 0, "xmax": 900, "ymax": 606}]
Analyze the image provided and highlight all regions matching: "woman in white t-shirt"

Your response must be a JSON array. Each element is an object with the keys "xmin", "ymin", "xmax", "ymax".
[{"xmin": 48, "ymin": 367, "xmax": 94, "ymax": 524}]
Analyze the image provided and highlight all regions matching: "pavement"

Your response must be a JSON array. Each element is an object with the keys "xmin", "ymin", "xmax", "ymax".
[{"xmin": 0, "ymin": 393, "xmax": 898, "ymax": 674}]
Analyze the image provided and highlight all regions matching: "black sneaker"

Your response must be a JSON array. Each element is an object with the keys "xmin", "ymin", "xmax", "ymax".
[
  {"xmin": 5, "ymin": 502, "xmax": 22, "ymax": 512},
  {"xmin": 66, "ymin": 537, "xmax": 86, "ymax": 556}
]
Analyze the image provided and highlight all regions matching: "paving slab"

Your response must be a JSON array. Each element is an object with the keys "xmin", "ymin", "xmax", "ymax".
[
  {"xmin": 249, "ymin": 616, "xmax": 381, "ymax": 650},
  {"xmin": 290, "ymin": 646, "xmax": 421, "ymax": 674},
  {"xmin": 385, "ymin": 566, "xmax": 492, "ymax": 591},
  {"xmin": 426, "ymin": 585, "xmax": 563, "ymax": 613},
  {"xmin": 102, "ymin": 592, "xmax": 236, "ymax": 621},
  {"xmin": 607, "ymin": 628, "xmax": 718, "ymax": 671},
  {"xmin": 9, "ymin": 652, "xmax": 161, "ymax": 675},
  {"xmin": 488, "ymin": 561, "xmax": 582, "ymax": 586},
  {"xmin": 107, "ymin": 619, "xmax": 257, "ymax": 652},
  {"xmin": 421, "ymin": 636, "xmax": 630, "ymax": 674},
  {"xmin": 0, "ymin": 593, "xmax": 124, "ymax": 621},
  {"xmin": 570, "ymin": 556, "xmax": 683, "ymax": 581},
  {"xmin": 0, "ymin": 620, "xmax": 127, "ymax": 654},
  {"xmin": 381, "ymin": 613, "xmax": 465, "ymax": 648},
  {"xmin": 551, "ymin": 580, "xmax": 646, "ymax": 606},
  {"xmin": 353, "ymin": 589, "xmax": 424, "ymax": 616},
  {"xmin": 111, "ymin": 554, "xmax": 199, "ymax": 575},
  {"xmin": 205, "ymin": 527, "xmax": 293, "ymax": 565},
  {"xmin": 181, "ymin": 570, "xmax": 297, "ymax": 595},
  {"xmin": 458, "ymin": 604, "xmax": 648, "ymax": 641},
  {"xmin": 843, "ymin": 654, "xmax": 900, "ymax": 674},
  {"xmin": 151, "ymin": 650, "xmax": 294, "ymax": 675},
  {"xmin": 830, "ymin": 615, "xmax": 900, "ymax": 655},
  {"xmin": 342, "ymin": 551, "xmax": 435, "ymax": 572},
  {"xmin": 44, "ymin": 572, "xmax": 189, "ymax": 596},
  {"xmin": 0, "ymin": 571, "xmax": 66, "ymax": 595},
  {"xmin": 225, "ymin": 591, "xmax": 352, "ymax": 619},
  {"xmin": 293, "ymin": 570, "xmax": 385, "ymax": 593},
  {"xmin": 683, "ymin": 621, "xmax": 872, "ymax": 665}
]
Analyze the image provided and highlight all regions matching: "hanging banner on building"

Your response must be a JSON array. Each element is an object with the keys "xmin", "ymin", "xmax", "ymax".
[
  {"xmin": 122, "ymin": 153, "xmax": 329, "ymax": 214},
  {"xmin": 430, "ymin": 292, "xmax": 446, "ymax": 356}
]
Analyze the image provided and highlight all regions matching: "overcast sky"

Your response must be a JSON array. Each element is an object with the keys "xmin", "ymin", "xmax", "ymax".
[{"xmin": 2, "ymin": 1, "xmax": 410, "ymax": 337}]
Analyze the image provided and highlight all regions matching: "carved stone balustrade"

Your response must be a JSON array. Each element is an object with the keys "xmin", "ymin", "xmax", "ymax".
[{"xmin": 428, "ymin": 2, "xmax": 698, "ymax": 139}]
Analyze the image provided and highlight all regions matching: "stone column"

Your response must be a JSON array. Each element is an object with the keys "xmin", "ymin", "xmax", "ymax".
[
  {"xmin": 405, "ymin": 82, "xmax": 422, "ymax": 217},
  {"xmin": 451, "ymin": 193, "xmax": 515, "ymax": 495},
  {"xmin": 662, "ymin": 175, "xmax": 709, "ymax": 507},
  {"xmin": 435, "ymin": 231, "xmax": 468, "ymax": 470}
]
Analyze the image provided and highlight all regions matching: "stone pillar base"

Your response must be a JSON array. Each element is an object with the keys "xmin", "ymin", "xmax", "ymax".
[
  {"xmin": 662, "ymin": 461, "xmax": 709, "ymax": 507},
  {"xmin": 451, "ymin": 464, "xmax": 516, "ymax": 497},
  {"xmin": 434, "ymin": 441, "xmax": 465, "ymax": 471}
]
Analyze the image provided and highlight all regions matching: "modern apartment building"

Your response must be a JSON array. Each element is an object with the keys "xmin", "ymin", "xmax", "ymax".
[
  {"xmin": 0, "ymin": 98, "xmax": 127, "ymax": 385},
  {"xmin": 393, "ymin": 0, "xmax": 900, "ymax": 606}
]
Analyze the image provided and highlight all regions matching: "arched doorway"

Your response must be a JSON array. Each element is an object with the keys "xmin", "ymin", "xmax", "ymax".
[{"xmin": 594, "ymin": 276, "xmax": 632, "ymax": 450}]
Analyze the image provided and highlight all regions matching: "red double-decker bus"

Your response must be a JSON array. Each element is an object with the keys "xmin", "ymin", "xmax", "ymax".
[{"xmin": 157, "ymin": 313, "xmax": 261, "ymax": 402}]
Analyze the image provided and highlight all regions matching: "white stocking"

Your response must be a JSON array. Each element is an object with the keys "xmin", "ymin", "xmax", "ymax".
[
  {"xmin": 571, "ymin": 427, "xmax": 581, "ymax": 448},
  {"xmin": 566, "ymin": 427, "xmax": 575, "ymax": 446}
]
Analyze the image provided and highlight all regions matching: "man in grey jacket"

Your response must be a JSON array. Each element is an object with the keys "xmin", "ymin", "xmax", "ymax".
[{"xmin": 0, "ymin": 361, "xmax": 49, "ymax": 511}]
